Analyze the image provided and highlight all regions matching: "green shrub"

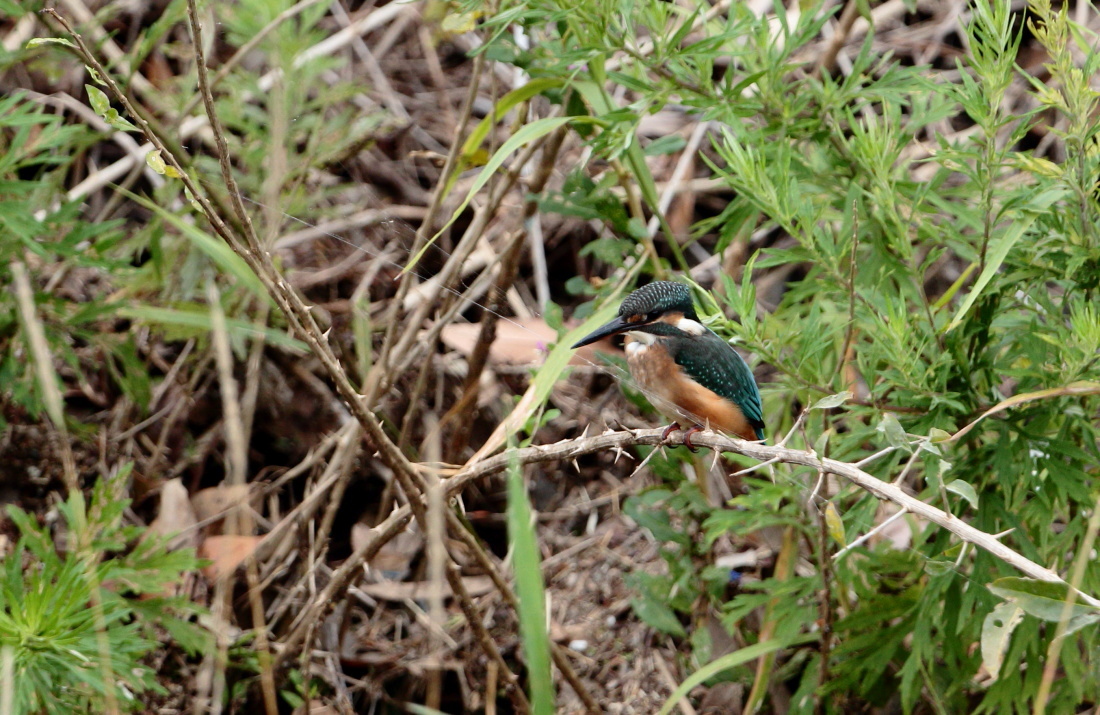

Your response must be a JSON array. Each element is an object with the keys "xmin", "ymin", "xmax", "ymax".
[
  {"xmin": 474, "ymin": 0, "xmax": 1100, "ymax": 709},
  {"xmin": 0, "ymin": 468, "xmax": 207, "ymax": 714}
]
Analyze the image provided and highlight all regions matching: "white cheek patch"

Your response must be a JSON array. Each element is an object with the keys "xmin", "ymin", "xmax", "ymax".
[{"xmin": 676, "ymin": 318, "xmax": 705, "ymax": 336}]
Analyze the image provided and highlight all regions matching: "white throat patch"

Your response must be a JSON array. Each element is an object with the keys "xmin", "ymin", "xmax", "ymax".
[
  {"xmin": 676, "ymin": 318, "xmax": 705, "ymax": 336},
  {"xmin": 624, "ymin": 330, "xmax": 655, "ymax": 357}
]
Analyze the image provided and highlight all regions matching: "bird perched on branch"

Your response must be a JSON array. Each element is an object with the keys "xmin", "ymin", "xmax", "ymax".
[{"xmin": 572, "ymin": 281, "xmax": 764, "ymax": 448}]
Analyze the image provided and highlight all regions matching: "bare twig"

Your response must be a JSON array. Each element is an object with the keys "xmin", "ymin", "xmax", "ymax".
[
  {"xmin": 833, "ymin": 507, "xmax": 910, "ymax": 560},
  {"xmin": 816, "ymin": 0, "xmax": 864, "ymax": 77},
  {"xmin": 814, "ymin": 502, "xmax": 835, "ymax": 714},
  {"xmin": 11, "ymin": 261, "xmax": 80, "ymax": 494},
  {"xmin": 207, "ymin": 281, "xmax": 278, "ymax": 715},
  {"xmin": 368, "ymin": 49, "xmax": 488, "ymax": 402},
  {"xmin": 1035, "ymin": 486, "xmax": 1100, "ymax": 711}
]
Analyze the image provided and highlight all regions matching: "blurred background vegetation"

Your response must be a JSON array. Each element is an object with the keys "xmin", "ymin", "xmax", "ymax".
[{"xmin": 2, "ymin": 0, "xmax": 1100, "ymax": 711}]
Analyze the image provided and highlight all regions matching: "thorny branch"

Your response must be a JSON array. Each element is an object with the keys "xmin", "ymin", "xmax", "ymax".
[
  {"xmin": 445, "ymin": 429, "xmax": 1099, "ymax": 603},
  {"xmin": 276, "ymin": 425, "xmax": 1100, "ymax": 673}
]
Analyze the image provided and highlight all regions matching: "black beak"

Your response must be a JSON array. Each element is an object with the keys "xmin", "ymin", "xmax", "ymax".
[{"xmin": 571, "ymin": 315, "xmax": 634, "ymax": 349}]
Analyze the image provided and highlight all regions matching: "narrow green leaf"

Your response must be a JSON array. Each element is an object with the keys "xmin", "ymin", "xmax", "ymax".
[
  {"xmin": 932, "ymin": 261, "xmax": 976, "ymax": 311},
  {"xmin": 122, "ymin": 189, "xmax": 269, "ymax": 301},
  {"xmin": 946, "ymin": 194, "xmax": 1063, "ymax": 332},
  {"xmin": 118, "ymin": 306, "xmax": 306, "ymax": 352},
  {"xmin": 988, "ymin": 578, "xmax": 1100, "ymax": 622},
  {"xmin": 924, "ymin": 559, "xmax": 956, "ymax": 576},
  {"xmin": 416, "ymin": 115, "xmax": 601, "ymax": 271},
  {"xmin": 656, "ymin": 634, "xmax": 818, "ymax": 715},
  {"xmin": 462, "ymin": 295, "xmax": 623, "ymax": 463},
  {"xmin": 457, "ymin": 77, "xmax": 564, "ymax": 162},
  {"xmin": 26, "ymin": 37, "xmax": 76, "ymax": 49},
  {"xmin": 507, "ymin": 453, "xmax": 554, "ymax": 714}
]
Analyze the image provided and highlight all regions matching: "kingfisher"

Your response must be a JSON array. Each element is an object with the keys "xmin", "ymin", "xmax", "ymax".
[{"xmin": 572, "ymin": 281, "xmax": 764, "ymax": 448}]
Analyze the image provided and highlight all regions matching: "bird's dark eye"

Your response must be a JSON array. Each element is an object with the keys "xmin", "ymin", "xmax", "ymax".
[{"xmin": 646, "ymin": 311, "xmax": 660, "ymax": 322}]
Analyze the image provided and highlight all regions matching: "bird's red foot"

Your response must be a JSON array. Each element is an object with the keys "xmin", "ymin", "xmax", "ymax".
[
  {"xmin": 682, "ymin": 425, "xmax": 703, "ymax": 452},
  {"xmin": 661, "ymin": 422, "xmax": 700, "ymax": 452}
]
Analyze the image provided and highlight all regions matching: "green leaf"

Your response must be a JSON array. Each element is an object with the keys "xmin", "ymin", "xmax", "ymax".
[
  {"xmin": 928, "ymin": 426, "xmax": 954, "ymax": 442},
  {"xmin": 631, "ymin": 596, "xmax": 686, "ymax": 637},
  {"xmin": 824, "ymin": 502, "xmax": 846, "ymax": 546},
  {"xmin": 26, "ymin": 37, "xmax": 77, "ymax": 49},
  {"xmin": 146, "ymin": 149, "xmax": 168, "ymax": 174},
  {"xmin": 85, "ymin": 64, "xmax": 104, "ymax": 85},
  {"xmin": 103, "ymin": 110, "xmax": 138, "ymax": 133},
  {"xmin": 417, "ymin": 114, "xmax": 602, "ymax": 271},
  {"xmin": 625, "ymin": 493, "xmax": 686, "ymax": 545},
  {"xmin": 122, "ymin": 189, "xmax": 270, "ymax": 301},
  {"xmin": 924, "ymin": 559, "xmax": 956, "ymax": 576},
  {"xmin": 457, "ymin": 78, "xmax": 564, "ymax": 164},
  {"xmin": 145, "ymin": 150, "xmax": 181, "ymax": 178},
  {"xmin": 656, "ymin": 633, "xmax": 819, "ymax": 715},
  {"xmin": 945, "ymin": 479, "xmax": 979, "ymax": 508},
  {"xmin": 84, "ymin": 85, "xmax": 138, "ymax": 132},
  {"xmin": 86, "ymin": 84, "xmax": 110, "ymax": 116},
  {"xmin": 876, "ymin": 413, "xmax": 910, "ymax": 451},
  {"xmin": 980, "ymin": 602, "xmax": 1024, "ymax": 681},
  {"xmin": 811, "ymin": 391, "xmax": 853, "ymax": 410},
  {"xmin": 988, "ymin": 578, "xmax": 1100, "ymax": 623},
  {"xmin": 644, "ymin": 134, "xmax": 687, "ymax": 156},
  {"xmin": 945, "ymin": 190, "xmax": 1065, "ymax": 332},
  {"xmin": 439, "ymin": 9, "xmax": 479, "ymax": 34},
  {"xmin": 506, "ymin": 453, "xmax": 554, "ymax": 714},
  {"xmin": 118, "ymin": 305, "xmax": 306, "ymax": 352}
]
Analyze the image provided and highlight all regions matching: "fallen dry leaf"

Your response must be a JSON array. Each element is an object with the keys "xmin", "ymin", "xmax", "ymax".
[
  {"xmin": 191, "ymin": 484, "xmax": 253, "ymax": 526},
  {"xmin": 441, "ymin": 317, "xmax": 611, "ymax": 366},
  {"xmin": 296, "ymin": 702, "xmax": 339, "ymax": 715},
  {"xmin": 353, "ymin": 521, "xmax": 422, "ymax": 580},
  {"xmin": 198, "ymin": 534, "xmax": 264, "ymax": 581},
  {"xmin": 147, "ymin": 478, "xmax": 198, "ymax": 551}
]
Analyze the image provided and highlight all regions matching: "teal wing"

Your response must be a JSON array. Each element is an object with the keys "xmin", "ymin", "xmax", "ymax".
[{"xmin": 667, "ymin": 331, "xmax": 765, "ymax": 440}]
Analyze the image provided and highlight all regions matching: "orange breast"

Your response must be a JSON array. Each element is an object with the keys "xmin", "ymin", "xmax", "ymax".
[{"xmin": 625, "ymin": 339, "xmax": 757, "ymax": 441}]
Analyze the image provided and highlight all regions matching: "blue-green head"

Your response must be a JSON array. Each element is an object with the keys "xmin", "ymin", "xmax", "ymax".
[{"xmin": 571, "ymin": 281, "xmax": 699, "ymax": 348}]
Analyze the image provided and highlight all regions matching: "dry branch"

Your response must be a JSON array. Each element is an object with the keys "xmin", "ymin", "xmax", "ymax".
[
  {"xmin": 439, "ymin": 428, "xmax": 1098, "ymax": 605},
  {"xmin": 275, "ymin": 424, "xmax": 1100, "ymax": 678}
]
